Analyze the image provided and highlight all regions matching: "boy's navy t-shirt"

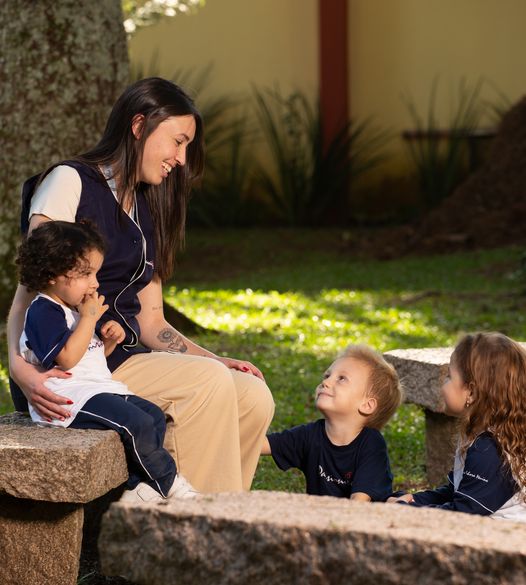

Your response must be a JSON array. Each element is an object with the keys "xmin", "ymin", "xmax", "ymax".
[{"xmin": 268, "ymin": 419, "xmax": 393, "ymax": 500}]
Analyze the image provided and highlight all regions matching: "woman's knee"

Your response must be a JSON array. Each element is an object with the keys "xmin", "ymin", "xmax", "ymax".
[
  {"xmin": 204, "ymin": 359, "xmax": 238, "ymax": 397},
  {"xmin": 239, "ymin": 376, "xmax": 275, "ymax": 422}
]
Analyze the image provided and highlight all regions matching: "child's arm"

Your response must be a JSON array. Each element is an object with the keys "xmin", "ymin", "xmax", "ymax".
[
  {"xmin": 350, "ymin": 492, "xmax": 371, "ymax": 502},
  {"xmin": 409, "ymin": 435, "xmax": 517, "ymax": 515},
  {"xmin": 55, "ymin": 292, "xmax": 108, "ymax": 370},
  {"xmin": 100, "ymin": 320, "xmax": 126, "ymax": 357},
  {"xmin": 261, "ymin": 437, "xmax": 272, "ymax": 455}
]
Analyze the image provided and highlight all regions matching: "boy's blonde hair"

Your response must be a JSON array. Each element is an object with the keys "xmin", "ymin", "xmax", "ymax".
[{"xmin": 339, "ymin": 344, "xmax": 403, "ymax": 429}]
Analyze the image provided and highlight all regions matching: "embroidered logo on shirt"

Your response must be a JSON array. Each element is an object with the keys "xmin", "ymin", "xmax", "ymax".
[
  {"xmin": 318, "ymin": 465, "xmax": 351, "ymax": 486},
  {"xmin": 464, "ymin": 470, "xmax": 489, "ymax": 483}
]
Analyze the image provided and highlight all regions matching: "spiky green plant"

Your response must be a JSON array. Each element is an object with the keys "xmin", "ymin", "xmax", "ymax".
[
  {"xmin": 253, "ymin": 86, "xmax": 388, "ymax": 226},
  {"xmin": 402, "ymin": 78, "xmax": 485, "ymax": 209}
]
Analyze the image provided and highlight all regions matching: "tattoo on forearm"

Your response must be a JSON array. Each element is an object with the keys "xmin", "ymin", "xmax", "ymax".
[{"xmin": 157, "ymin": 328, "xmax": 188, "ymax": 353}]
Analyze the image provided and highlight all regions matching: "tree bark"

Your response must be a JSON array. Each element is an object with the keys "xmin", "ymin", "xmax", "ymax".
[{"xmin": 0, "ymin": 0, "xmax": 129, "ymax": 317}]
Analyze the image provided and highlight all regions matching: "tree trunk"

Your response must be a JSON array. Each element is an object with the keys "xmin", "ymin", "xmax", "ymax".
[{"xmin": 0, "ymin": 0, "xmax": 129, "ymax": 317}]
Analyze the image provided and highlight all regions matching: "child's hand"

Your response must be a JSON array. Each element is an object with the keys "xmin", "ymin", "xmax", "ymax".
[
  {"xmin": 78, "ymin": 292, "xmax": 108, "ymax": 321},
  {"xmin": 387, "ymin": 494, "xmax": 414, "ymax": 504},
  {"xmin": 100, "ymin": 320, "xmax": 126, "ymax": 344}
]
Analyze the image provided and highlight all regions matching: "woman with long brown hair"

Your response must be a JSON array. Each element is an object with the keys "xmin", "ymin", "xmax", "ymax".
[{"xmin": 8, "ymin": 77, "xmax": 274, "ymax": 494}]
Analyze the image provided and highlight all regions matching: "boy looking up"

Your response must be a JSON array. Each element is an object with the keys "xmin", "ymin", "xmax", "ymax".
[{"xmin": 262, "ymin": 345, "xmax": 402, "ymax": 500}]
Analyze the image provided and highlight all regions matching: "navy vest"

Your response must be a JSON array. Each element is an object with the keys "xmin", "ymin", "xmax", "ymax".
[{"xmin": 21, "ymin": 161, "xmax": 155, "ymax": 371}]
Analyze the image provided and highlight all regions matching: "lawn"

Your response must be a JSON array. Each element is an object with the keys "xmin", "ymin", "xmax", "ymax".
[{"xmin": 1, "ymin": 228, "xmax": 523, "ymax": 492}]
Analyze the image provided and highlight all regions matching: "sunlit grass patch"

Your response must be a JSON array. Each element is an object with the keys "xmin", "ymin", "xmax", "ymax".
[
  {"xmin": 166, "ymin": 237, "xmax": 523, "ymax": 492},
  {"xmin": 1, "ymin": 228, "xmax": 522, "ymax": 495}
]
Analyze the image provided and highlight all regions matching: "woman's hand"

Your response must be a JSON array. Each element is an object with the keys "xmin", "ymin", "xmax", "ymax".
[
  {"xmin": 214, "ymin": 356, "xmax": 265, "ymax": 381},
  {"xmin": 11, "ymin": 357, "xmax": 73, "ymax": 421},
  {"xmin": 100, "ymin": 320, "xmax": 126, "ymax": 344}
]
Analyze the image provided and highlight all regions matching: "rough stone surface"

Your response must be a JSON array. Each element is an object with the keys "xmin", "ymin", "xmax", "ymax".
[
  {"xmin": 384, "ymin": 347, "xmax": 453, "ymax": 412},
  {"xmin": 425, "ymin": 411, "xmax": 459, "ymax": 485},
  {"xmin": 0, "ymin": 494, "xmax": 83, "ymax": 585},
  {"xmin": 0, "ymin": 0, "xmax": 129, "ymax": 315},
  {"xmin": 100, "ymin": 491, "xmax": 526, "ymax": 585},
  {"xmin": 0, "ymin": 413, "xmax": 128, "ymax": 502}
]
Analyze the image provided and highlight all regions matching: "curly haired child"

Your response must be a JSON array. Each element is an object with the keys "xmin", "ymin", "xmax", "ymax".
[
  {"xmin": 16, "ymin": 220, "xmax": 197, "ymax": 502},
  {"xmin": 390, "ymin": 332, "xmax": 526, "ymax": 521}
]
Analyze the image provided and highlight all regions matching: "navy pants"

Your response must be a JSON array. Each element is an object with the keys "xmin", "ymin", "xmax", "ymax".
[{"xmin": 70, "ymin": 393, "xmax": 177, "ymax": 497}]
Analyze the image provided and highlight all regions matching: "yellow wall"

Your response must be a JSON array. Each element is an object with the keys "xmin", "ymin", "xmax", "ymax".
[
  {"xmin": 130, "ymin": 0, "xmax": 526, "ymax": 180},
  {"xmin": 129, "ymin": 0, "xmax": 318, "ymax": 99},
  {"xmin": 349, "ymin": 0, "xmax": 526, "ymax": 172}
]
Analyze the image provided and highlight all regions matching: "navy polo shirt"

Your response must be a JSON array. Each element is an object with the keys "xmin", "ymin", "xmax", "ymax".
[
  {"xmin": 268, "ymin": 419, "xmax": 393, "ymax": 500},
  {"xmin": 23, "ymin": 297, "xmax": 73, "ymax": 369},
  {"xmin": 21, "ymin": 161, "xmax": 155, "ymax": 372}
]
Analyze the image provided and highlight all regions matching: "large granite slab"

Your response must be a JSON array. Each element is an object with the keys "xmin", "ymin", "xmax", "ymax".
[
  {"xmin": 0, "ymin": 412, "xmax": 128, "ymax": 503},
  {"xmin": 0, "ymin": 495, "xmax": 83, "ymax": 585},
  {"xmin": 100, "ymin": 491, "xmax": 526, "ymax": 585}
]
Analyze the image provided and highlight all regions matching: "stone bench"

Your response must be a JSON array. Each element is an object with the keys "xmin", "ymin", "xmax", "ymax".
[
  {"xmin": 0, "ymin": 412, "xmax": 128, "ymax": 585},
  {"xmin": 99, "ymin": 491, "xmax": 526, "ymax": 585},
  {"xmin": 383, "ymin": 347, "xmax": 454, "ymax": 484}
]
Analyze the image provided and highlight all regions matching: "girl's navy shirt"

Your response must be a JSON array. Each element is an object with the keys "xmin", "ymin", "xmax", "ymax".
[
  {"xmin": 21, "ymin": 161, "xmax": 155, "ymax": 372},
  {"xmin": 268, "ymin": 420, "xmax": 393, "ymax": 500},
  {"xmin": 410, "ymin": 432, "xmax": 518, "ymax": 515}
]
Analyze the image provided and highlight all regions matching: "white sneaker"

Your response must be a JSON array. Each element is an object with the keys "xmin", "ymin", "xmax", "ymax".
[
  {"xmin": 120, "ymin": 482, "xmax": 164, "ymax": 504},
  {"xmin": 168, "ymin": 474, "xmax": 199, "ymax": 499}
]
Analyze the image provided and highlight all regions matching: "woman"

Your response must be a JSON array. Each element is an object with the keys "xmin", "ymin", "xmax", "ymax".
[{"xmin": 8, "ymin": 77, "xmax": 274, "ymax": 493}]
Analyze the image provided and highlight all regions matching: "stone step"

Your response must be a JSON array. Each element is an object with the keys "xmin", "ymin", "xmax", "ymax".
[
  {"xmin": 0, "ymin": 412, "xmax": 128, "ymax": 585},
  {"xmin": 0, "ymin": 412, "xmax": 127, "ymax": 503},
  {"xmin": 99, "ymin": 491, "xmax": 526, "ymax": 585}
]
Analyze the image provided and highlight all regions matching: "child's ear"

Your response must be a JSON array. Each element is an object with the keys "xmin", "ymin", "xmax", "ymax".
[
  {"xmin": 131, "ymin": 114, "xmax": 145, "ymax": 139},
  {"xmin": 465, "ymin": 382, "xmax": 475, "ymax": 407},
  {"xmin": 359, "ymin": 396, "xmax": 377, "ymax": 416}
]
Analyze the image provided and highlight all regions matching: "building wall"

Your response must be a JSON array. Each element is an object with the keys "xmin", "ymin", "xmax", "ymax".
[
  {"xmin": 129, "ymin": 0, "xmax": 318, "ymax": 99},
  {"xmin": 349, "ymin": 0, "xmax": 526, "ymax": 172},
  {"xmin": 130, "ymin": 0, "xmax": 526, "ymax": 188}
]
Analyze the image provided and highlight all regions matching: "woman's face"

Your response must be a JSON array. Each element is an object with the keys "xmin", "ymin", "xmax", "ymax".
[{"xmin": 136, "ymin": 115, "xmax": 196, "ymax": 185}]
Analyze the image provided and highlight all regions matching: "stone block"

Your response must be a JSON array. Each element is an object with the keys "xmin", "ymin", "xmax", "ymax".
[
  {"xmin": 100, "ymin": 491, "xmax": 526, "ymax": 585},
  {"xmin": 384, "ymin": 347, "xmax": 452, "ymax": 413},
  {"xmin": 0, "ymin": 412, "xmax": 128, "ymax": 503},
  {"xmin": 425, "ymin": 411, "xmax": 459, "ymax": 485},
  {"xmin": 0, "ymin": 494, "xmax": 83, "ymax": 585}
]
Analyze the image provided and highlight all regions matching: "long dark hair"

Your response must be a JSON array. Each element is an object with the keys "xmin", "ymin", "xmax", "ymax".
[{"xmin": 77, "ymin": 77, "xmax": 204, "ymax": 280}]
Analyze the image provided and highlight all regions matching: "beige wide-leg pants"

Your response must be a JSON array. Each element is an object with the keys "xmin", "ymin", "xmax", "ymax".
[{"xmin": 112, "ymin": 351, "xmax": 274, "ymax": 493}]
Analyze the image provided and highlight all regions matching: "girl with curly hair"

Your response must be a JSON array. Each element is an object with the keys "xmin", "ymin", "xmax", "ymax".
[
  {"xmin": 17, "ymin": 221, "xmax": 197, "ymax": 502},
  {"xmin": 390, "ymin": 332, "xmax": 526, "ymax": 521}
]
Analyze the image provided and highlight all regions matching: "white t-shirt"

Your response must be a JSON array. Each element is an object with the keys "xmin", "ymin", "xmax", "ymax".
[
  {"xmin": 20, "ymin": 293, "xmax": 132, "ymax": 427},
  {"xmin": 30, "ymin": 165, "xmax": 83, "ymax": 222}
]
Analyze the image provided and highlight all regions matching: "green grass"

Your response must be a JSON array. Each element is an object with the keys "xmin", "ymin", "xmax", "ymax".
[
  {"xmin": 1, "ymin": 228, "xmax": 523, "ymax": 493},
  {"xmin": 166, "ymin": 229, "xmax": 524, "ymax": 491}
]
